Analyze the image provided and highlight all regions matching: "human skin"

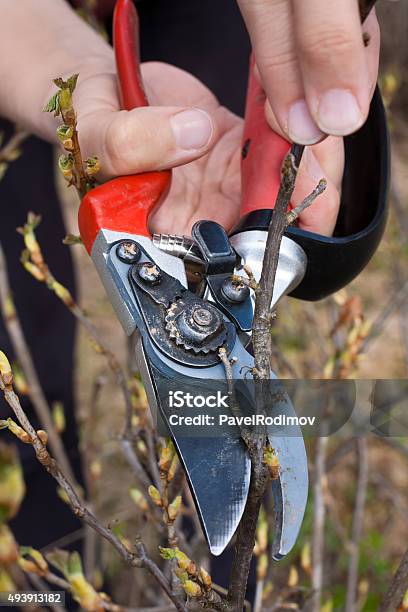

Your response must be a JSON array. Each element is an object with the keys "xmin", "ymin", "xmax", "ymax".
[{"xmin": 0, "ymin": 0, "xmax": 380, "ymax": 235}]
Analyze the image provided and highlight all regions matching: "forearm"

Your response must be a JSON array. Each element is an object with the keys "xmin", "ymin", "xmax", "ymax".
[{"xmin": 0, "ymin": 0, "xmax": 114, "ymax": 142}]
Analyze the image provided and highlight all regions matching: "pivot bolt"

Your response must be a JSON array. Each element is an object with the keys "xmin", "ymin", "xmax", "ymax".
[
  {"xmin": 192, "ymin": 307, "xmax": 213, "ymax": 327},
  {"xmin": 116, "ymin": 241, "xmax": 141, "ymax": 264},
  {"xmin": 221, "ymin": 277, "xmax": 250, "ymax": 303},
  {"xmin": 138, "ymin": 262, "xmax": 162, "ymax": 285}
]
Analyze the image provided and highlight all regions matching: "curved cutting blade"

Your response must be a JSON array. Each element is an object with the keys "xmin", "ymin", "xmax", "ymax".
[
  {"xmin": 266, "ymin": 385, "xmax": 309, "ymax": 560},
  {"xmin": 173, "ymin": 436, "xmax": 250, "ymax": 555},
  {"xmin": 138, "ymin": 343, "xmax": 251, "ymax": 557}
]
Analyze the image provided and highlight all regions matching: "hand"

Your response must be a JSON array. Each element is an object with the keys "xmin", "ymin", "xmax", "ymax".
[
  {"xmin": 236, "ymin": 0, "xmax": 380, "ymax": 145},
  {"xmin": 73, "ymin": 61, "xmax": 343, "ymax": 236}
]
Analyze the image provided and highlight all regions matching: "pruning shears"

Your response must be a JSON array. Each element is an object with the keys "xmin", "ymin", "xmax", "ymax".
[{"xmin": 78, "ymin": 0, "xmax": 388, "ymax": 558}]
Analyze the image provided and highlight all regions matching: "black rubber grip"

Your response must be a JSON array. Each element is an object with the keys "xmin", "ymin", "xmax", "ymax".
[{"xmin": 230, "ymin": 87, "xmax": 389, "ymax": 301}]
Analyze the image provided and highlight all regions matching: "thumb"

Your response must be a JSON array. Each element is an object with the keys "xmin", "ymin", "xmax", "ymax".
[{"xmin": 77, "ymin": 105, "xmax": 216, "ymax": 179}]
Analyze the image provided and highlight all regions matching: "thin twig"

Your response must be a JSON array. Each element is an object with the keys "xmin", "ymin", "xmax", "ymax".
[
  {"xmin": 0, "ymin": 128, "xmax": 29, "ymax": 163},
  {"xmin": 345, "ymin": 438, "xmax": 369, "ymax": 612},
  {"xmin": 19, "ymin": 217, "xmax": 135, "ymax": 431},
  {"xmin": 252, "ymin": 152, "xmax": 299, "ymax": 379},
  {"xmin": 120, "ymin": 438, "xmax": 152, "ymax": 491},
  {"xmin": 253, "ymin": 578, "xmax": 264, "ymax": 612},
  {"xmin": 379, "ymin": 548, "xmax": 408, "ymax": 612},
  {"xmin": 26, "ymin": 572, "xmax": 67, "ymax": 612},
  {"xmin": 224, "ymin": 146, "xmax": 325, "ymax": 610},
  {"xmin": 311, "ymin": 436, "xmax": 328, "ymax": 612},
  {"xmin": 0, "ymin": 242, "xmax": 77, "ymax": 485},
  {"xmin": 226, "ymin": 460, "xmax": 270, "ymax": 611},
  {"xmin": 0, "ymin": 373, "xmax": 186, "ymax": 612},
  {"xmin": 225, "ymin": 154, "xmax": 302, "ymax": 610},
  {"xmin": 286, "ymin": 179, "xmax": 327, "ymax": 225},
  {"xmin": 71, "ymin": 303, "xmax": 134, "ymax": 424},
  {"xmin": 360, "ymin": 279, "xmax": 408, "ymax": 353},
  {"xmin": 145, "ymin": 428, "xmax": 161, "ymax": 490}
]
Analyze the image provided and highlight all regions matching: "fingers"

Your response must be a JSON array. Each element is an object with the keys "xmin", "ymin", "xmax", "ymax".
[
  {"xmin": 238, "ymin": 0, "xmax": 320, "ymax": 143},
  {"xmin": 292, "ymin": 137, "xmax": 344, "ymax": 235},
  {"xmin": 293, "ymin": 0, "xmax": 375, "ymax": 136},
  {"xmin": 237, "ymin": 0, "xmax": 380, "ymax": 144}
]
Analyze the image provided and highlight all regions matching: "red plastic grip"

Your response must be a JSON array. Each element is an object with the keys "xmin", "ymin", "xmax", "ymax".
[
  {"xmin": 240, "ymin": 58, "xmax": 292, "ymax": 217},
  {"xmin": 113, "ymin": 0, "xmax": 148, "ymax": 109},
  {"xmin": 78, "ymin": 0, "xmax": 172, "ymax": 254},
  {"xmin": 78, "ymin": 172, "xmax": 171, "ymax": 253}
]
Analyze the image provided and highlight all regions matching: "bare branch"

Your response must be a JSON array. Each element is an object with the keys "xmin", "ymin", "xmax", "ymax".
[
  {"xmin": 345, "ymin": 438, "xmax": 369, "ymax": 612},
  {"xmin": 0, "ymin": 371, "xmax": 186, "ymax": 612},
  {"xmin": 0, "ymin": 128, "xmax": 28, "ymax": 164},
  {"xmin": 311, "ymin": 436, "xmax": 328, "ymax": 611},
  {"xmin": 223, "ymin": 145, "xmax": 326, "ymax": 610},
  {"xmin": 19, "ymin": 216, "xmax": 134, "ymax": 426},
  {"xmin": 379, "ymin": 549, "xmax": 408, "ymax": 612},
  {"xmin": 0, "ymin": 241, "xmax": 77, "ymax": 485},
  {"xmin": 252, "ymin": 152, "xmax": 299, "ymax": 380},
  {"xmin": 286, "ymin": 179, "xmax": 327, "ymax": 225},
  {"xmin": 361, "ymin": 279, "xmax": 408, "ymax": 353}
]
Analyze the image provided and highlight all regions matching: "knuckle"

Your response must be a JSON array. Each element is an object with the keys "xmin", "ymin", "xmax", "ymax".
[
  {"xmin": 260, "ymin": 48, "xmax": 297, "ymax": 72},
  {"xmin": 104, "ymin": 111, "xmax": 151, "ymax": 173},
  {"xmin": 300, "ymin": 27, "xmax": 358, "ymax": 64}
]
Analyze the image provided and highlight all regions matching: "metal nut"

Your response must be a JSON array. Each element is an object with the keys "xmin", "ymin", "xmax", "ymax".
[
  {"xmin": 138, "ymin": 262, "xmax": 162, "ymax": 285},
  {"xmin": 221, "ymin": 277, "xmax": 250, "ymax": 304},
  {"xmin": 192, "ymin": 307, "xmax": 213, "ymax": 327},
  {"xmin": 116, "ymin": 241, "xmax": 141, "ymax": 264}
]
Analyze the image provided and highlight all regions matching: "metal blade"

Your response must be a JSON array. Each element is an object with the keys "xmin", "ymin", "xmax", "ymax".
[
  {"xmin": 135, "ymin": 337, "xmax": 251, "ymax": 556},
  {"xmin": 266, "ymin": 385, "xmax": 309, "ymax": 560},
  {"xmin": 173, "ymin": 436, "xmax": 250, "ymax": 555}
]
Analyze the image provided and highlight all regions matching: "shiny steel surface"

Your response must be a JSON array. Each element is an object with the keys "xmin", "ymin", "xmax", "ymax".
[
  {"xmin": 230, "ymin": 231, "xmax": 307, "ymax": 310},
  {"xmin": 91, "ymin": 228, "xmax": 308, "ymax": 558}
]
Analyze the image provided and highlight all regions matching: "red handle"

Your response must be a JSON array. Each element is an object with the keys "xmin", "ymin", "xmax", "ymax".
[
  {"xmin": 113, "ymin": 0, "xmax": 148, "ymax": 109},
  {"xmin": 79, "ymin": 0, "xmax": 171, "ymax": 254},
  {"xmin": 240, "ymin": 58, "xmax": 292, "ymax": 217}
]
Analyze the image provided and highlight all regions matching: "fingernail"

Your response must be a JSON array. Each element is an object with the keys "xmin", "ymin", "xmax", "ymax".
[
  {"xmin": 288, "ymin": 100, "xmax": 324, "ymax": 145},
  {"xmin": 171, "ymin": 108, "xmax": 213, "ymax": 150},
  {"xmin": 317, "ymin": 90, "xmax": 363, "ymax": 135}
]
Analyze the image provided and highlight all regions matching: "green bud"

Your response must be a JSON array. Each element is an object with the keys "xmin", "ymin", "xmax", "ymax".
[
  {"xmin": 182, "ymin": 579, "xmax": 201, "ymax": 598},
  {"xmin": 159, "ymin": 547, "xmax": 177, "ymax": 561},
  {"xmin": 85, "ymin": 156, "xmax": 101, "ymax": 176},
  {"xmin": 56, "ymin": 124, "xmax": 74, "ymax": 142},
  {"xmin": 199, "ymin": 566, "xmax": 212, "ymax": 589},
  {"xmin": 168, "ymin": 495, "xmax": 182, "ymax": 521},
  {"xmin": 58, "ymin": 154, "xmax": 74, "ymax": 177},
  {"xmin": 148, "ymin": 485, "xmax": 162, "ymax": 506},
  {"xmin": 0, "ymin": 352, "xmax": 12, "ymax": 384},
  {"xmin": 59, "ymin": 88, "xmax": 72, "ymax": 112}
]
